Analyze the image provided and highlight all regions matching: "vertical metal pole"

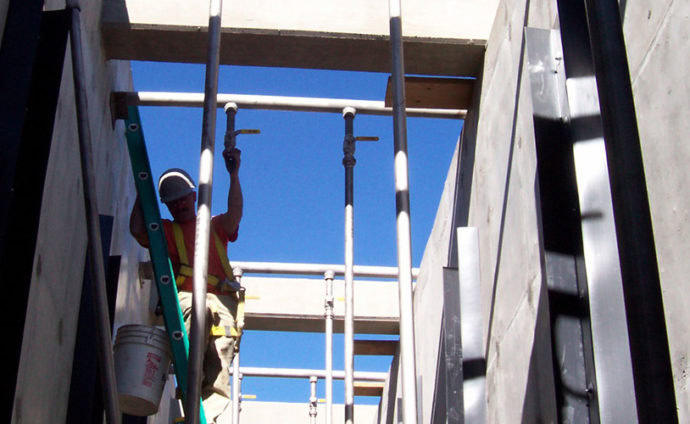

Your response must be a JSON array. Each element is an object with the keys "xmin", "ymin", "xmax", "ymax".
[
  {"xmin": 67, "ymin": 2, "xmax": 121, "ymax": 423},
  {"xmin": 581, "ymin": 1, "xmax": 677, "ymax": 422},
  {"xmin": 188, "ymin": 0, "xmax": 222, "ymax": 422},
  {"xmin": 388, "ymin": 1, "xmax": 419, "ymax": 422},
  {"xmin": 342, "ymin": 107, "xmax": 357, "ymax": 424},
  {"xmin": 309, "ymin": 376, "xmax": 318, "ymax": 424},
  {"xmin": 232, "ymin": 267, "xmax": 243, "ymax": 424},
  {"xmin": 324, "ymin": 270, "xmax": 335, "ymax": 424},
  {"xmin": 232, "ymin": 352, "xmax": 241, "ymax": 424}
]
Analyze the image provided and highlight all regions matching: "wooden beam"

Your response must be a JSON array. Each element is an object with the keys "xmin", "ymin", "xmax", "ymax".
[
  {"xmin": 353, "ymin": 339, "xmax": 398, "ymax": 355},
  {"xmin": 385, "ymin": 76, "xmax": 475, "ymax": 109},
  {"xmin": 353, "ymin": 381, "xmax": 385, "ymax": 397}
]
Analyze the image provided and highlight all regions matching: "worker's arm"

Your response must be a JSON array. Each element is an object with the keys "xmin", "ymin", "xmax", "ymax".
[
  {"xmin": 222, "ymin": 147, "xmax": 243, "ymax": 236},
  {"xmin": 129, "ymin": 194, "xmax": 150, "ymax": 247}
]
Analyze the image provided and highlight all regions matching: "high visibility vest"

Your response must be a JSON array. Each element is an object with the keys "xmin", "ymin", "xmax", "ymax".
[
  {"xmin": 171, "ymin": 222, "xmax": 245, "ymax": 342},
  {"xmin": 171, "ymin": 222, "xmax": 235, "ymax": 291}
]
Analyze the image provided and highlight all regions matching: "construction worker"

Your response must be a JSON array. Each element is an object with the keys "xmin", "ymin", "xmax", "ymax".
[{"xmin": 129, "ymin": 147, "xmax": 243, "ymax": 424}]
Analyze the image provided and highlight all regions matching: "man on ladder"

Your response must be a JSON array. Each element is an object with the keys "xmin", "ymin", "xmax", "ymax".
[{"xmin": 129, "ymin": 147, "xmax": 244, "ymax": 424}]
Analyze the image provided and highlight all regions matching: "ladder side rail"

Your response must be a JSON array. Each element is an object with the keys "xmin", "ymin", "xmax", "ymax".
[{"xmin": 124, "ymin": 105, "xmax": 207, "ymax": 424}]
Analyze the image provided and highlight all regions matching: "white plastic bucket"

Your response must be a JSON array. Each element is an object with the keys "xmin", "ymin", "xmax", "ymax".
[{"xmin": 113, "ymin": 324, "xmax": 172, "ymax": 416}]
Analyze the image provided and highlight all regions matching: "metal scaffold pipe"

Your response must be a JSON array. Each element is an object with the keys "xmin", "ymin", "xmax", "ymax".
[
  {"xmin": 232, "ymin": 268, "xmax": 243, "ymax": 424},
  {"xmin": 309, "ymin": 376, "xmax": 318, "ymax": 424},
  {"xmin": 67, "ymin": 2, "xmax": 121, "ymax": 423},
  {"xmin": 232, "ymin": 261, "xmax": 419, "ymax": 279},
  {"xmin": 388, "ymin": 1, "xmax": 420, "ymax": 422},
  {"xmin": 229, "ymin": 367, "xmax": 388, "ymax": 381},
  {"xmin": 188, "ymin": 0, "xmax": 222, "ymax": 422},
  {"xmin": 232, "ymin": 352, "xmax": 241, "ymax": 424},
  {"xmin": 116, "ymin": 91, "xmax": 466, "ymax": 119},
  {"xmin": 342, "ymin": 107, "xmax": 357, "ymax": 424},
  {"xmin": 324, "ymin": 270, "xmax": 335, "ymax": 424}
]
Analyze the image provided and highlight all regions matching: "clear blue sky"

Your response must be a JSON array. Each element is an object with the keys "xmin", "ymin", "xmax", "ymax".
[{"xmin": 131, "ymin": 61, "xmax": 463, "ymax": 406}]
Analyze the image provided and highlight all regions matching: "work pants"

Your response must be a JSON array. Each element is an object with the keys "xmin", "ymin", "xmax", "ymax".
[{"xmin": 178, "ymin": 291, "xmax": 238, "ymax": 424}]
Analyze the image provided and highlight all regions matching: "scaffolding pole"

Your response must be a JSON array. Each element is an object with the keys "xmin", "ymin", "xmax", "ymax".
[
  {"xmin": 342, "ymin": 107, "xmax": 356, "ymax": 424},
  {"xmin": 388, "ymin": 1, "xmax": 419, "ymax": 422},
  {"xmin": 187, "ymin": 0, "xmax": 222, "ymax": 422},
  {"xmin": 67, "ymin": 2, "xmax": 121, "ymax": 423},
  {"xmin": 114, "ymin": 91, "xmax": 466, "ymax": 119},
  {"xmin": 232, "ymin": 268, "xmax": 243, "ymax": 424},
  {"xmin": 324, "ymin": 270, "xmax": 335, "ymax": 424}
]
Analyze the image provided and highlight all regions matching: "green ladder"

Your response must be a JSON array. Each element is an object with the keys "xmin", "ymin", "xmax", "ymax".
[{"xmin": 124, "ymin": 105, "xmax": 207, "ymax": 424}]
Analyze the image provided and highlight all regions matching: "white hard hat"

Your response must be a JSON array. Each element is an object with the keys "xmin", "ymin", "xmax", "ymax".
[{"xmin": 158, "ymin": 168, "xmax": 196, "ymax": 203}]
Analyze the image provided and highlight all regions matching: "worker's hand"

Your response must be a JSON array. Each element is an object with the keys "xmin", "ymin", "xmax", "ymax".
[{"xmin": 223, "ymin": 147, "xmax": 241, "ymax": 175}]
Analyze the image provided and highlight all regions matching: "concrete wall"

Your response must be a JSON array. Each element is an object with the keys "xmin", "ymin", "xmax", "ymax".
[
  {"xmin": 11, "ymin": 0, "xmax": 148, "ymax": 422},
  {"xmin": 467, "ymin": 0, "xmax": 559, "ymax": 422},
  {"xmin": 622, "ymin": 0, "xmax": 690, "ymax": 420},
  {"xmin": 385, "ymin": 0, "xmax": 690, "ymax": 422}
]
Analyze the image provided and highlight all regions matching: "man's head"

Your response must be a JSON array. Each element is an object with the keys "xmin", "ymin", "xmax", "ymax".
[{"xmin": 158, "ymin": 168, "xmax": 197, "ymax": 222}]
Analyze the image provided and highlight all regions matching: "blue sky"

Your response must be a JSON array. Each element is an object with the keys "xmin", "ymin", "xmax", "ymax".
[{"xmin": 131, "ymin": 61, "xmax": 463, "ymax": 406}]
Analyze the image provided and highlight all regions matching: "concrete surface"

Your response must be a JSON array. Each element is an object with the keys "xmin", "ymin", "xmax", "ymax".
[
  {"xmin": 468, "ymin": 0, "xmax": 559, "ymax": 421},
  {"xmin": 101, "ymin": 0, "xmax": 499, "ymax": 76}
]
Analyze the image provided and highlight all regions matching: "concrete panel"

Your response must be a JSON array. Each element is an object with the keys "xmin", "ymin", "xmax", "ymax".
[
  {"xmin": 240, "ymin": 276, "xmax": 400, "ymax": 334},
  {"xmin": 12, "ymin": 1, "xmax": 141, "ymax": 422},
  {"xmin": 624, "ymin": 0, "xmax": 690, "ymax": 420},
  {"xmin": 101, "ymin": 0, "xmax": 498, "ymax": 76},
  {"xmin": 13, "ymin": 52, "xmax": 87, "ymax": 424},
  {"xmin": 412, "ymin": 143, "xmax": 461, "ymax": 423},
  {"xmin": 467, "ymin": 0, "xmax": 559, "ymax": 421}
]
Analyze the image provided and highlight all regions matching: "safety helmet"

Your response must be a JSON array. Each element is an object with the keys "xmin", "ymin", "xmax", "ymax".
[{"xmin": 158, "ymin": 168, "xmax": 196, "ymax": 203}]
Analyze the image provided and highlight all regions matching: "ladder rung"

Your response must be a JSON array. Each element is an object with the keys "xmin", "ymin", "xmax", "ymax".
[
  {"xmin": 353, "ymin": 381, "xmax": 386, "ymax": 397},
  {"xmin": 353, "ymin": 339, "xmax": 398, "ymax": 356}
]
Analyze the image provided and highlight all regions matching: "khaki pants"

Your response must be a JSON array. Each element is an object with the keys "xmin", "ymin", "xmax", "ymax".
[{"xmin": 178, "ymin": 291, "xmax": 238, "ymax": 424}]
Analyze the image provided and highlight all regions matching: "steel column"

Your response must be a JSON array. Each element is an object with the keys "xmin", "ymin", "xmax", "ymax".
[
  {"xmin": 67, "ymin": 2, "xmax": 120, "ymax": 423},
  {"xmin": 388, "ymin": 1, "xmax": 419, "ymax": 422},
  {"xmin": 188, "ymin": 0, "xmax": 223, "ymax": 422}
]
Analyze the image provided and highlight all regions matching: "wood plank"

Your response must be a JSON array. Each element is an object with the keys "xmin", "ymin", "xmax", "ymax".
[
  {"xmin": 353, "ymin": 339, "xmax": 398, "ymax": 355},
  {"xmin": 353, "ymin": 381, "xmax": 385, "ymax": 397},
  {"xmin": 385, "ymin": 76, "xmax": 475, "ymax": 109}
]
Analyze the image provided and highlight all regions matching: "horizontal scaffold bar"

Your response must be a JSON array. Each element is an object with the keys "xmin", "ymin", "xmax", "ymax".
[
  {"xmin": 230, "ymin": 366, "xmax": 388, "ymax": 382},
  {"xmin": 233, "ymin": 261, "xmax": 419, "ymax": 279},
  {"xmin": 112, "ymin": 91, "xmax": 466, "ymax": 119}
]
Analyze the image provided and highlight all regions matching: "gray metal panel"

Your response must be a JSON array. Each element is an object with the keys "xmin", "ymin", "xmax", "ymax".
[
  {"xmin": 526, "ymin": 27, "xmax": 595, "ymax": 423},
  {"xmin": 442, "ymin": 267, "xmax": 464, "ymax": 424},
  {"xmin": 564, "ymin": 45, "xmax": 639, "ymax": 424},
  {"xmin": 457, "ymin": 227, "xmax": 485, "ymax": 424}
]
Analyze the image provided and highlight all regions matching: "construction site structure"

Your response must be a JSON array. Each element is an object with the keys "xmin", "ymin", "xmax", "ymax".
[{"xmin": 1, "ymin": 0, "xmax": 688, "ymax": 423}]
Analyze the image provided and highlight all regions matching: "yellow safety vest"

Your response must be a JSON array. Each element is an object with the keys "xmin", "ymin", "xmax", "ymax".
[{"xmin": 171, "ymin": 222, "xmax": 245, "ymax": 342}]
